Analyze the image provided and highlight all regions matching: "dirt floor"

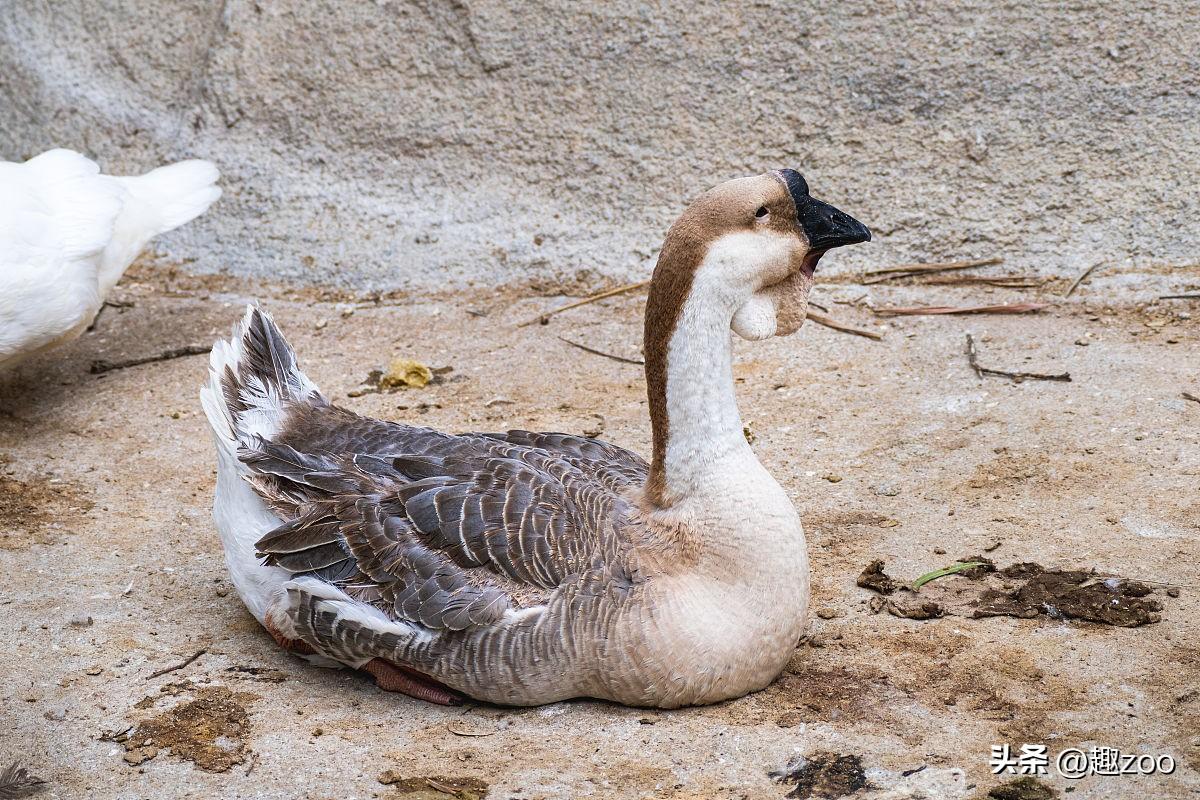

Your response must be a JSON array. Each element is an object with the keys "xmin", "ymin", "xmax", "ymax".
[{"xmin": 1, "ymin": 261, "xmax": 1198, "ymax": 799}]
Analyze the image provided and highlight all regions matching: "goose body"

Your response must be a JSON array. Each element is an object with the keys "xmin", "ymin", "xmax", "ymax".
[
  {"xmin": 202, "ymin": 171, "xmax": 870, "ymax": 707},
  {"xmin": 0, "ymin": 149, "xmax": 220, "ymax": 369}
]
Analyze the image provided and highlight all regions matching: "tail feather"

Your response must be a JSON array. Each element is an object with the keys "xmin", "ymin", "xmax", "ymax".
[
  {"xmin": 201, "ymin": 305, "xmax": 323, "ymax": 455},
  {"xmin": 97, "ymin": 158, "xmax": 221, "ymax": 295},
  {"xmin": 117, "ymin": 159, "xmax": 221, "ymax": 237},
  {"xmin": 201, "ymin": 305, "xmax": 324, "ymax": 631}
]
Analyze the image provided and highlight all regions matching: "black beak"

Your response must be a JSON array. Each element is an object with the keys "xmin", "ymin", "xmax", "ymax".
[{"xmin": 775, "ymin": 168, "xmax": 872, "ymax": 251}]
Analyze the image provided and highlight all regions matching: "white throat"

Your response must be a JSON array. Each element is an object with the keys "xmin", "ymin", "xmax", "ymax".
[
  {"xmin": 660, "ymin": 288, "xmax": 748, "ymax": 501},
  {"xmin": 659, "ymin": 232, "xmax": 784, "ymax": 501}
]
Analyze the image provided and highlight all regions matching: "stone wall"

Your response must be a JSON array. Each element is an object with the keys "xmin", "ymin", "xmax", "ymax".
[{"xmin": 2, "ymin": 1, "xmax": 1195, "ymax": 290}]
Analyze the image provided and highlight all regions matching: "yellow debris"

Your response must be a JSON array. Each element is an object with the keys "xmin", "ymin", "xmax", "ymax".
[{"xmin": 379, "ymin": 358, "xmax": 432, "ymax": 390}]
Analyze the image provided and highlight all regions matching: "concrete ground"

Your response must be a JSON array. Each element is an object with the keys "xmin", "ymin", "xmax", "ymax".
[{"xmin": 1, "ymin": 262, "xmax": 1197, "ymax": 799}]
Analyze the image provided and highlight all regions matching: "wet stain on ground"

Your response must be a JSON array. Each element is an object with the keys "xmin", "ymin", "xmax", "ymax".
[
  {"xmin": 377, "ymin": 771, "xmax": 489, "ymax": 799},
  {"xmin": 769, "ymin": 752, "xmax": 867, "ymax": 799},
  {"xmin": 766, "ymin": 664, "xmax": 893, "ymax": 725},
  {"xmin": 125, "ymin": 686, "xmax": 257, "ymax": 772},
  {"xmin": 0, "ymin": 468, "xmax": 93, "ymax": 549}
]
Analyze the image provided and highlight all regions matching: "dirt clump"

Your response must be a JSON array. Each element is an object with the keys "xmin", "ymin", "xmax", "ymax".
[
  {"xmin": 126, "ymin": 686, "xmax": 256, "ymax": 772},
  {"xmin": 974, "ymin": 563, "xmax": 1162, "ymax": 627},
  {"xmin": 987, "ymin": 776, "xmax": 1058, "ymax": 799},
  {"xmin": 857, "ymin": 557, "xmax": 1165, "ymax": 628},
  {"xmin": 769, "ymin": 752, "xmax": 867, "ymax": 799},
  {"xmin": 856, "ymin": 560, "xmax": 898, "ymax": 595},
  {"xmin": 886, "ymin": 598, "xmax": 945, "ymax": 620}
]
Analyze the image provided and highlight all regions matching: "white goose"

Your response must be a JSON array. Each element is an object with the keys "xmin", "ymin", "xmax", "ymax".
[
  {"xmin": 202, "ymin": 170, "xmax": 870, "ymax": 708},
  {"xmin": 0, "ymin": 149, "xmax": 221, "ymax": 369}
]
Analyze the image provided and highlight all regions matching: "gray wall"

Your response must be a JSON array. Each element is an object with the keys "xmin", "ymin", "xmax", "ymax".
[{"xmin": 2, "ymin": 1, "xmax": 1196, "ymax": 290}]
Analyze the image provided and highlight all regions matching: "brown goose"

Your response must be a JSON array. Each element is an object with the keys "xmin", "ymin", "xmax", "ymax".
[{"xmin": 201, "ymin": 170, "xmax": 870, "ymax": 708}]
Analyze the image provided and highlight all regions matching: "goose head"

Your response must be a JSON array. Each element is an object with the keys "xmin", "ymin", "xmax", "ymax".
[{"xmin": 655, "ymin": 169, "xmax": 871, "ymax": 340}]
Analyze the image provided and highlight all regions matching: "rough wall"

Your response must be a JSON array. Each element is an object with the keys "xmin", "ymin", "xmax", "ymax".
[{"xmin": 1, "ymin": 1, "xmax": 1196, "ymax": 290}]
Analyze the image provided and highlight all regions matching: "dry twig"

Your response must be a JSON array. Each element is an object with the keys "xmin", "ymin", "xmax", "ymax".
[
  {"xmin": 807, "ymin": 311, "xmax": 883, "ymax": 341},
  {"xmin": 426, "ymin": 779, "xmax": 461, "ymax": 795},
  {"xmin": 91, "ymin": 345, "xmax": 209, "ymax": 374},
  {"xmin": 557, "ymin": 337, "xmax": 644, "ymax": 365},
  {"xmin": 98, "ymin": 725, "xmax": 133, "ymax": 743},
  {"xmin": 1063, "ymin": 262, "xmax": 1103, "ymax": 298},
  {"xmin": 1183, "ymin": 392, "xmax": 1200, "ymax": 404},
  {"xmin": 446, "ymin": 720, "xmax": 498, "ymax": 737},
  {"xmin": 861, "ymin": 257, "xmax": 1003, "ymax": 284},
  {"xmin": 87, "ymin": 299, "xmax": 136, "ymax": 332},
  {"xmin": 517, "ymin": 280, "xmax": 649, "ymax": 327},
  {"xmin": 922, "ymin": 275, "xmax": 1046, "ymax": 288},
  {"xmin": 1160, "ymin": 294, "xmax": 1200, "ymax": 300},
  {"xmin": 145, "ymin": 648, "xmax": 207, "ymax": 680},
  {"xmin": 965, "ymin": 334, "xmax": 1071, "ymax": 383},
  {"xmin": 873, "ymin": 303, "xmax": 1049, "ymax": 317}
]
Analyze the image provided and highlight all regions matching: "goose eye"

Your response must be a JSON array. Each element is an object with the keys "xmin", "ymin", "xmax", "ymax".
[{"xmin": 754, "ymin": 206, "xmax": 768, "ymax": 219}]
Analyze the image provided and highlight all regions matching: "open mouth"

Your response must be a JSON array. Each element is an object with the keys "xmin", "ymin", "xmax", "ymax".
[{"xmin": 799, "ymin": 250, "xmax": 826, "ymax": 279}]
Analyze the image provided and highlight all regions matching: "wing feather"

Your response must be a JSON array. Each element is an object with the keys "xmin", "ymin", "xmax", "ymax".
[{"xmin": 245, "ymin": 412, "xmax": 646, "ymax": 632}]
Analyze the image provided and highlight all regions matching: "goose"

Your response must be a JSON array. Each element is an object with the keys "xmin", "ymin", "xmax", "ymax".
[
  {"xmin": 0, "ymin": 149, "xmax": 221, "ymax": 370},
  {"xmin": 201, "ymin": 169, "xmax": 870, "ymax": 708}
]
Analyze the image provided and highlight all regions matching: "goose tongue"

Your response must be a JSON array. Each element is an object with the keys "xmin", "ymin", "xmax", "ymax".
[{"xmin": 800, "ymin": 250, "xmax": 824, "ymax": 279}]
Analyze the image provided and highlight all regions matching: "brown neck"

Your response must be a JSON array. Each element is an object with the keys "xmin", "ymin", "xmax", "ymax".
[{"xmin": 642, "ymin": 232, "xmax": 706, "ymax": 508}]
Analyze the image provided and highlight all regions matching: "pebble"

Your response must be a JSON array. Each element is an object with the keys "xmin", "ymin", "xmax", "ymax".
[
  {"xmin": 815, "ymin": 607, "xmax": 842, "ymax": 619},
  {"xmin": 68, "ymin": 614, "xmax": 94, "ymax": 627},
  {"xmin": 823, "ymin": 474, "xmax": 843, "ymax": 483},
  {"xmin": 85, "ymin": 666, "xmax": 103, "ymax": 676},
  {"xmin": 123, "ymin": 746, "xmax": 158, "ymax": 766},
  {"xmin": 874, "ymin": 483, "xmax": 901, "ymax": 497}
]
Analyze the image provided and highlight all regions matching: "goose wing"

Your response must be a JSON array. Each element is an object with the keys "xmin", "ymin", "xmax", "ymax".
[{"xmin": 243, "ymin": 413, "xmax": 648, "ymax": 632}]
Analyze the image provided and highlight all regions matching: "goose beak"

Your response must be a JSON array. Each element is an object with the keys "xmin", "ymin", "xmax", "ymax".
[
  {"xmin": 773, "ymin": 168, "xmax": 872, "ymax": 253},
  {"xmin": 796, "ymin": 196, "xmax": 872, "ymax": 252}
]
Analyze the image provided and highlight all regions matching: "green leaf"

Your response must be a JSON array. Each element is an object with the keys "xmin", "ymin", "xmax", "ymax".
[{"xmin": 910, "ymin": 562, "xmax": 988, "ymax": 591}]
